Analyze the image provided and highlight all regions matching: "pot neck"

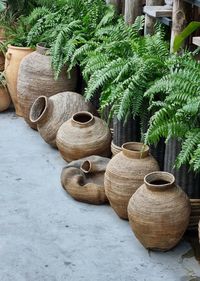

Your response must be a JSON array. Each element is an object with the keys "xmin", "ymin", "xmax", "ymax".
[
  {"xmin": 36, "ymin": 43, "xmax": 50, "ymax": 55},
  {"xmin": 71, "ymin": 111, "xmax": 95, "ymax": 128},
  {"xmin": 122, "ymin": 142, "xmax": 149, "ymax": 159},
  {"xmin": 144, "ymin": 172, "xmax": 175, "ymax": 191},
  {"xmin": 29, "ymin": 96, "xmax": 53, "ymax": 125}
]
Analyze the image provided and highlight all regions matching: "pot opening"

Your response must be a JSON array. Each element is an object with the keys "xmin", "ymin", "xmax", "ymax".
[
  {"xmin": 73, "ymin": 112, "xmax": 93, "ymax": 124},
  {"xmin": 145, "ymin": 172, "xmax": 175, "ymax": 189},
  {"xmin": 30, "ymin": 96, "xmax": 47, "ymax": 123},
  {"xmin": 81, "ymin": 160, "xmax": 91, "ymax": 173},
  {"xmin": 122, "ymin": 142, "xmax": 148, "ymax": 153}
]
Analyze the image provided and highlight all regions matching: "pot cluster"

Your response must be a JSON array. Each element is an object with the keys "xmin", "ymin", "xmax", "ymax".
[{"xmin": 1, "ymin": 43, "xmax": 191, "ymax": 252}]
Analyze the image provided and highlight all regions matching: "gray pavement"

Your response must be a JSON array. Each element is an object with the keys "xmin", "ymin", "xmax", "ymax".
[{"xmin": 0, "ymin": 110, "xmax": 200, "ymax": 281}]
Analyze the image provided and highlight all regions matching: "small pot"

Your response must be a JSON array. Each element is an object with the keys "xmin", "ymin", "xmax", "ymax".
[{"xmin": 56, "ymin": 111, "xmax": 112, "ymax": 162}]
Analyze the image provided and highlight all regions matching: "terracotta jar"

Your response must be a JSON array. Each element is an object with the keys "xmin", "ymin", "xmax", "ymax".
[
  {"xmin": 128, "ymin": 172, "xmax": 191, "ymax": 251},
  {"xmin": 61, "ymin": 156, "xmax": 110, "ymax": 204},
  {"xmin": 104, "ymin": 142, "xmax": 159, "ymax": 219},
  {"xmin": 0, "ymin": 86, "xmax": 11, "ymax": 111},
  {"xmin": 30, "ymin": 92, "xmax": 97, "ymax": 147},
  {"xmin": 5, "ymin": 45, "xmax": 34, "ymax": 116},
  {"xmin": 17, "ymin": 44, "xmax": 77, "ymax": 129},
  {"xmin": 56, "ymin": 111, "xmax": 112, "ymax": 162}
]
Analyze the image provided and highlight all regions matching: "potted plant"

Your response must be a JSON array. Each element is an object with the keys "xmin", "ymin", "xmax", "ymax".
[
  {"xmin": 0, "ymin": 71, "xmax": 11, "ymax": 111},
  {"xmin": 145, "ymin": 53, "xmax": 200, "ymax": 199}
]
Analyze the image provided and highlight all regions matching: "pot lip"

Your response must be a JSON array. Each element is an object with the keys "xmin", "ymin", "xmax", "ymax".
[
  {"xmin": 7, "ymin": 44, "xmax": 34, "ymax": 50},
  {"xmin": 36, "ymin": 43, "xmax": 50, "ymax": 55},
  {"xmin": 81, "ymin": 160, "xmax": 91, "ymax": 174},
  {"xmin": 122, "ymin": 142, "xmax": 149, "ymax": 159},
  {"xmin": 72, "ymin": 111, "xmax": 94, "ymax": 126},
  {"xmin": 29, "ymin": 95, "xmax": 48, "ymax": 124},
  {"xmin": 144, "ymin": 171, "xmax": 175, "ymax": 190}
]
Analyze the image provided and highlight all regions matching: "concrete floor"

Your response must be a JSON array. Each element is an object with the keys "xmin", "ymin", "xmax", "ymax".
[{"xmin": 0, "ymin": 110, "xmax": 200, "ymax": 281}]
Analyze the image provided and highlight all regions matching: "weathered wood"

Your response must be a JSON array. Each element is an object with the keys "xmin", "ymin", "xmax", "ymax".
[
  {"xmin": 193, "ymin": 36, "xmax": 200, "ymax": 46},
  {"xmin": 124, "ymin": 0, "xmax": 143, "ymax": 25},
  {"xmin": 170, "ymin": 0, "xmax": 188, "ymax": 52},
  {"xmin": 106, "ymin": 0, "xmax": 122, "ymax": 13},
  {"xmin": 144, "ymin": 0, "xmax": 165, "ymax": 35},
  {"xmin": 144, "ymin": 5, "xmax": 172, "ymax": 17}
]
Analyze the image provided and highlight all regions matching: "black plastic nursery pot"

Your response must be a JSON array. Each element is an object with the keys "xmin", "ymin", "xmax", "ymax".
[{"xmin": 164, "ymin": 138, "xmax": 200, "ymax": 199}]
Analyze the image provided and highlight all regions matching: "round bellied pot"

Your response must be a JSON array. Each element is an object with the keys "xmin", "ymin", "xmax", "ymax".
[
  {"xmin": 29, "ymin": 92, "xmax": 98, "ymax": 147},
  {"xmin": 0, "ymin": 86, "xmax": 11, "ymax": 112},
  {"xmin": 56, "ymin": 111, "xmax": 112, "ymax": 162},
  {"xmin": 17, "ymin": 43, "xmax": 77, "ymax": 129},
  {"xmin": 128, "ymin": 171, "xmax": 191, "ymax": 251},
  {"xmin": 104, "ymin": 142, "xmax": 159, "ymax": 219},
  {"xmin": 61, "ymin": 156, "xmax": 110, "ymax": 204},
  {"xmin": 5, "ymin": 45, "xmax": 34, "ymax": 116}
]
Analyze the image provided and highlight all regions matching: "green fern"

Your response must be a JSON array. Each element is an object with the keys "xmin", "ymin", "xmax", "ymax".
[{"xmin": 145, "ymin": 54, "xmax": 200, "ymax": 171}]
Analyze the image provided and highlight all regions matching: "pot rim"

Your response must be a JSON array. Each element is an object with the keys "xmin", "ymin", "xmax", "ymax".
[
  {"xmin": 72, "ymin": 111, "xmax": 94, "ymax": 126},
  {"xmin": 144, "ymin": 171, "xmax": 175, "ymax": 191},
  {"xmin": 7, "ymin": 44, "xmax": 34, "ymax": 50},
  {"xmin": 29, "ymin": 95, "xmax": 48, "ymax": 124},
  {"xmin": 122, "ymin": 142, "xmax": 149, "ymax": 159}
]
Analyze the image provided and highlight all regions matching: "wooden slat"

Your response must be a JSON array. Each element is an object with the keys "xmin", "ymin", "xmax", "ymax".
[
  {"xmin": 193, "ymin": 37, "xmax": 200, "ymax": 47},
  {"xmin": 143, "ymin": 5, "xmax": 173, "ymax": 17}
]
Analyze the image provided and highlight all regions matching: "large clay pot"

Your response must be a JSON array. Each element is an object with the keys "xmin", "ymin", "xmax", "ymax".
[
  {"xmin": 17, "ymin": 44, "xmax": 77, "ymax": 129},
  {"xmin": 104, "ymin": 142, "xmax": 159, "ymax": 219},
  {"xmin": 0, "ymin": 86, "xmax": 11, "ymax": 111},
  {"xmin": 56, "ymin": 111, "xmax": 112, "ymax": 162},
  {"xmin": 61, "ymin": 156, "xmax": 110, "ymax": 204},
  {"xmin": 128, "ymin": 172, "xmax": 191, "ymax": 251},
  {"xmin": 5, "ymin": 45, "xmax": 34, "ymax": 116},
  {"xmin": 29, "ymin": 92, "xmax": 98, "ymax": 147}
]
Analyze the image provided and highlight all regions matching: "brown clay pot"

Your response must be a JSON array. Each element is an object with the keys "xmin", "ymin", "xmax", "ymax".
[
  {"xmin": 29, "ymin": 92, "xmax": 97, "ymax": 147},
  {"xmin": 61, "ymin": 156, "xmax": 110, "ymax": 204},
  {"xmin": 0, "ymin": 86, "xmax": 11, "ymax": 112},
  {"xmin": 0, "ymin": 27, "xmax": 6, "ymax": 41},
  {"xmin": 56, "ymin": 111, "xmax": 112, "ymax": 162},
  {"xmin": 104, "ymin": 142, "xmax": 159, "ymax": 219},
  {"xmin": 17, "ymin": 44, "xmax": 77, "ymax": 129},
  {"xmin": 0, "ymin": 51, "xmax": 5, "ymax": 71},
  {"xmin": 5, "ymin": 45, "xmax": 34, "ymax": 116},
  {"xmin": 128, "ymin": 172, "xmax": 191, "ymax": 251},
  {"xmin": 111, "ymin": 141, "xmax": 122, "ymax": 156}
]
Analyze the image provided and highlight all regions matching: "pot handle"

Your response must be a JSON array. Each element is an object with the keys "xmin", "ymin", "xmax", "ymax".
[{"xmin": 6, "ymin": 52, "xmax": 12, "ymax": 60}]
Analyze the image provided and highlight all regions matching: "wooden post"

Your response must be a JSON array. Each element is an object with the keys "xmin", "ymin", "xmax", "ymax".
[
  {"xmin": 144, "ymin": 0, "xmax": 164, "ymax": 35},
  {"xmin": 106, "ymin": 0, "xmax": 122, "ymax": 13},
  {"xmin": 170, "ymin": 0, "xmax": 188, "ymax": 52},
  {"xmin": 124, "ymin": 0, "xmax": 143, "ymax": 25}
]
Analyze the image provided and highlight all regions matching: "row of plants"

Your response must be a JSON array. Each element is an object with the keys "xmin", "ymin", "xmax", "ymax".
[{"xmin": 0, "ymin": 0, "xmax": 200, "ymax": 173}]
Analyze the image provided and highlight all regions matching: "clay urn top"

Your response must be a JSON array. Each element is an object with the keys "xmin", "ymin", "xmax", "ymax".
[
  {"xmin": 71, "ymin": 111, "xmax": 95, "ymax": 128},
  {"xmin": 122, "ymin": 142, "xmax": 149, "ymax": 159},
  {"xmin": 36, "ymin": 43, "xmax": 50, "ymax": 55},
  {"xmin": 144, "ymin": 171, "xmax": 175, "ymax": 191}
]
